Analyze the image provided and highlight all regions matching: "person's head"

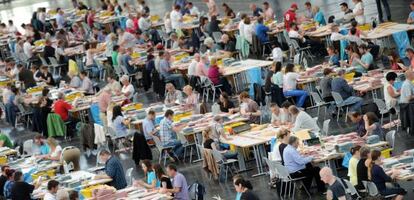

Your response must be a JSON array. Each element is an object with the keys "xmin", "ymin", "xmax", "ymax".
[
  {"xmin": 57, "ymin": 92, "xmax": 65, "ymax": 100},
  {"xmin": 364, "ymin": 112, "xmax": 379, "ymax": 126},
  {"xmin": 311, "ymin": 6, "xmax": 319, "ymax": 14},
  {"xmin": 288, "ymin": 105, "xmax": 300, "ymax": 116},
  {"xmin": 186, "ymin": 2, "xmax": 193, "ymax": 9},
  {"xmin": 349, "ymin": 111, "xmax": 362, "ymax": 122},
  {"xmin": 337, "ymin": 69, "xmax": 346, "ymax": 77},
  {"xmin": 98, "ymin": 150, "xmax": 112, "ymax": 163},
  {"xmin": 358, "ymin": 44, "xmax": 369, "ymax": 54},
  {"xmin": 6, "ymin": 169, "xmax": 16, "ymax": 180},
  {"xmin": 107, "ymin": 74, "xmax": 117, "ymax": 84},
  {"xmin": 112, "ymin": 105, "xmax": 123, "ymax": 120},
  {"xmin": 239, "ymin": 91, "xmax": 250, "ymax": 103},
  {"xmin": 340, "ymin": 2, "xmax": 349, "ymax": 12},
  {"xmin": 385, "ymin": 72, "xmax": 397, "ymax": 84},
  {"xmin": 166, "ymin": 164, "xmax": 177, "ymax": 177},
  {"xmin": 8, "ymin": 20, "xmax": 13, "ymax": 26},
  {"xmin": 13, "ymin": 171, "xmax": 22, "ymax": 181},
  {"xmin": 323, "ymin": 68, "xmax": 333, "ymax": 77},
  {"xmin": 370, "ymin": 149, "xmax": 382, "ymax": 163},
  {"xmin": 214, "ymin": 115, "xmax": 224, "ymax": 124},
  {"xmin": 319, "ymin": 167, "xmax": 334, "ymax": 184},
  {"xmin": 411, "ymin": 1, "xmax": 414, "ymax": 11},
  {"xmin": 277, "ymin": 128, "xmax": 291, "ymax": 141},
  {"xmin": 153, "ymin": 164, "xmax": 166, "ymax": 180},
  {"xmin": 202, "ymin": 127, "xmax": 212, "ymax": 141},
  {"xmin": 164, "ymin": 109, "xmax": 174, "ymax": 120},
  {"xmin": 270, "ymin": 103, "xmax": 280, "ymax": 114},
  {"xmin": 360, "ymin": 146, "xmax": 370, "ymax": 159},
  {"xmin": 47, "ymin": 137, "xmax": 58, "ymax": 148},
  {"xmin": 290, "ymin": 22, "xmax": 298, "ymax": 30},
  {"xmin": 331, "ymin": 24, "xmax": 340, "ymax": 33},
  {"xmin": 34, "ymin": 134, "xmax": 45, "ymax": 145},
  {"xmin": 233, "ymin": 177, "xmax": 253, "ymax": 192},
  {"xmin": 273, "ymin": 62, "xmax": 282, "ymax": 73},
  {"xmin": 47, "ymin": 180, "xmax": 60, "ymax": 193},
  {"xmin": 203, "ymin": 37, "xmax": 214, "ymax": 48},
  {"xmin": 304, "ymin": 1, "xmax": 311, "ymax": 10},
  {"xmin": 350, "ymin": 27, "xmax": 357, "ymax": 36},
  {"xmin": 406, "ymin": 48, "xmax": 414, "ymax": 59},
  {"xmin": 352, "ymin": 0, "xmax": 362, "ymax": 4},
  {"xmin": 1, "ymin": 165, "xmax": 9, "ymax": 175},
  {"xmin": 147, "ymin": 110, "xmax": 155, "ymax": 120},
  {"xmin": 222, "ymin": 3, "xmax": 230, "ymax": 11},
  {"xmin": 41, "ymin": 65, "xmax": 49, "ymax": 73},
  {"xmin": 193, "ymin": 53, "xmax": 201, "ymax": 62},
  {"xmin": 285, "ymin": 63, "xmax": 295, "ymax": 73},
  {"xmin": 174, "ymin": 5, "xmax": 181, "ymax": 11},
  {"xmin": 183, "ymin": 85, "xmax": 193, "ymax": 96},
  {"xmin": 56, "ymin": 189, "xmax": 70, "ymax": 200},
  {"xmin": 288, "ymin": 136, "xmax": 300, "ymax": 148},
  {"xmin": 221, "ymin": 34, "xmax": 230, "ymax": 44},
  {"xmin": 141, "ymin": 159, "xmax": 153, "ymax": 173},
  {"xmin": 219, "ymin": 92, "xmax": 230, "ymax": 103},
  {"xmin": 79, "ymin": 71, "xmax": 88, "ymax": 79},
  {"xmin": 290, "ymin": 3, "xmax": 298, "ymax": 11},
  {"xmin": 257, "ymin": 17, "xmax": 264, "ymax": 24},
  {"xmin": 120, "ymin": 75, "xmax": 130, "ymax": 85},
  {"xmin": 263, "ymin": 2, "xmax": 270, "ymax": 10},
  {"xmin": 405, "ymin": 70, "xmax": 414, "ymax": 81},
  {"xmin": 327, "ymin": 45, "xmax": 337, "ymax": 56},
  {"xmin": 281, "ymin": 101, "xmax": 292, "ymax": 111},
  {"xmin": 165, "ymin": 83, "xmax": 176, "ymax": 92},
  {"xmin": 249, "ymin": 4, "xmax": 257, "ymax": 11}
]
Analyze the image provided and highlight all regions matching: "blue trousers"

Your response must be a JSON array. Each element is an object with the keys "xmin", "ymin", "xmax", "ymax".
[
  {"xmin": 284, "ymin": 90, "xmax": 308, "ymax": 108},
  {"xmin": 164, "ymin": 140, "xmax": 184, "ymax": 158}
]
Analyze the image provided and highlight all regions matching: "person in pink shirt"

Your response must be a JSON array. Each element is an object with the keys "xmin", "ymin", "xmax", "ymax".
[
  {"xmin": 207, "ymin": 57, "xmax": 233, "ymax": 95},
  {"xmin": 183, "ymin": 85, "xmax": 198, "ymax": 110},
  {"xmin": 196, "ymin": 54, "xmax": 210, "ymax": 77},
  {"xmin": 263, "ymin": 2, "xmax": 275, "ymax": 21},
  {"xmin": 87, "ymin": 10, "xmax": 96, "ymax": 28},
  {"xmin": 98, "ymin": 87, "xmax": 112, "ymax": 127}
]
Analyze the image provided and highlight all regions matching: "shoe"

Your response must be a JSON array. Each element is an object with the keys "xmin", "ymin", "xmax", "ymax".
[
  {"xmin": 86, "ymin": 149, "xmax": 91, "ymax": 157},
  {"xmin": 92, "ymin": 149, "xmax": 98, "ymax": 156}
]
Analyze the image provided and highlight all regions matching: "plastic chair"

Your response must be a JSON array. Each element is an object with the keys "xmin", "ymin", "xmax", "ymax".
[
  {"xmin": 385, "ymin": 130, "xmax": 396, "ymax": 150},
  {"xmin": 273, "ymin": 162, "xmax": 311, "ymax": 199},
  {"xmin": 39, "ymin": 56, "xmax": 51, "ymax": 67},
  {"xmin": 125, "ymin": 167, "xmax": 134, "ymax": 186},
  {"xmin": 310, "ymin": 91, "xmax": 330, "ymax": 118},
  {"xmin": 23, "ymin": 139, "xmax": 34, "ymax": 156},
  {"xmin": 342, "ymin": 179, "xmax": 361, "ymax": 199},
  {"xmin": 322, "ymin": 119, "xmax": 331, "ymax": 136},
  {"xmin": 212, "ymin": 32, "xmax": 223, "ymax": 43},
  {"xmin": 177, "ymin": 133, "xmax": 194, "ymax": 163},
  {"xmin": 331, "ymin": 91, "xmax": 353, "ymax": 122},
  {"xmin": 263, "ymin": 157, "xmax": 281, "ymax": 179},
  {"xmin": 16, "ymin": 104, "xmax": 32, "ymax": 128},
  {"xmin": 362, "ymin": 181, "xmax": 397, "ymax": 199},
  {"xmin": 211, "ymin": 149, "xmax": 238, "ymax": 182},
  {"xmin": 199, "ymin": 76, "xmax": 222, "ymax": 103},
  {"xmin": 152, "ymin": 136, "xmax": 174, "ymax": 166},
  {"xmin": 120, "ymin": 64, "xmax": 138, "ymax": 83},
  {"xmin": 48, "ymin": 57, "xmax": 65, "ymax": 78},
  {"xmin": 373, "ymin": 98, "xmax": 390, "ymax": 125}
]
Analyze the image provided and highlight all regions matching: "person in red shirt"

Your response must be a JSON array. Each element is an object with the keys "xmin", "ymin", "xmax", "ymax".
[
  {"xmin": 53, "ymin": 92, "xmax": 72, "ymax": 121},
  {"xmin": 87, "ymin": 9, "xmax": 96, "ymax": 28},
  {"xmin": 284, "ymin": 3, "xmax": 298, "ymax": 31}
]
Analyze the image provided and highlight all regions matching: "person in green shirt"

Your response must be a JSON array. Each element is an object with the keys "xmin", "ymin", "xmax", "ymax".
[
  {"xmin": 0, "ymin": 134, "xmax": 13, "ymax": 148},
  {"xmin": 112, "ymin": 45, "xmax": 119, "ymax": 67}
]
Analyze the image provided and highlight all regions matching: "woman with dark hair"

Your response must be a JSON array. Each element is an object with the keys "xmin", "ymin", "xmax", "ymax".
[
  {"xmin": 218, "ymin": 92, "xmax": 235, "ymax": 113},
  {"xmin": 134, "ymin": 159, "xmax": 157, "ymax": 189},
  {"xmin": 384, "ymin": 72, "xmax": 400, "ymax": 113},
  {"xmin": 363, "ymin": 112, "xmax": 384, "ymax": 140},
  {"xmin": 283, "ymin": 63, "xmax": 308, "ymax": 108},
  {"xmin": 369, "ymin": 149, "xmax": 406, "ymax": 199},
  {"xmin": 356, "ymin": 146, "xmax": 370, "ymax": 190},
  {"xmin": 348, "ymin": 145, "xmax": 361, "ymax": 186},
  {"xmin": 206, "ymin": 15, "xmax": 221, "ymax": 36},
  {"xmin": 341, "ymin": 43, "xmax": 363, "ymax": 75},
  {"xmin": 233, "ymin": 176, "xmax": 259, "ymax": 200},
  {"xmin": 112, "ymin": 105, "xmax": 131, "ymax": 137},
  {"xmin": 3, "ymin": 169, "xmax": 15, "ymax": 199},
  {"xmin": 153, "ymin": 164, "xmax": 173, "ymax": 191},
  {"xmin": 222, "ymin": 3, "xmax": 235, "ymax": 18}
]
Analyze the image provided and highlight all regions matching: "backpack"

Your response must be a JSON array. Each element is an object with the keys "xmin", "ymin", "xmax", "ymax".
[{"xmin": 188, "ymin": 182, "xmax": 205, "ymax": 200}]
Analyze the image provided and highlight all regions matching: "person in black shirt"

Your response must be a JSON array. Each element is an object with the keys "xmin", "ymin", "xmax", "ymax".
[
  {"xmin": 218, "ymin": 92, "xmax": 235, "ymax": 113},
  {"xmin": 320, "ymin": 167, "xmax": 348, "ymax": 200},
  {"xmin": 43, "ymin": 40, "xmax": 56, "ymax": 63},
  {"xmin": 206, "ymin": 15, "xmax": 220, "ymax": 36},
  {"xmin": 17, "ymin": 64, "xmax": 36, "ymax": 89},
  {"xmin": 356, "ymin": 147, "xmax": 370, "ymax": 190},
  {"xmin": 277, "ymin": 129, "xmax": 290, "ymax": 165},
  {"xmin": 250, "ymin": 4, "xmax": 263, "ymax": 17},
  {"xmin": 222, "ymin": 3, "xmax": 235, "ymax": 18},
  {"xmin": 0, "ymin": 165, "xmax": 9, "ymax": 197},
  {"xmin": 38, "ymin": 65, "xmax": 55, "ymax": 86},
  {"xmin": 202, "ymin": 128, "xmax": 237, "ymax": 159},
  {"xmin": 233, "ymin": 177, "xmax": 260, "ymax": 200},
  {"xmin": 10, "ymin": 171, "xmax": 40, "ymax": 200},
  {"xmin": 217, "ymin": 34, "xmax": 236, "ymax": 52},
  {"xmin": 154, "ymin": 164, "xmax": 173, "ymax": 192},
  {"xmin": 349, "ymin": 112, "xmax": 366, "ymax": 137}
]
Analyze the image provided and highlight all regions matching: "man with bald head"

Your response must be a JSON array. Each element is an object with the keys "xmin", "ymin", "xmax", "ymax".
[
  {"xmin": 320, "ymin": 167, "xmax": 348, "ymax": 200},
  {"xmin": 400, "ymin": 70, "xmax": 414, "ymax": 103}
]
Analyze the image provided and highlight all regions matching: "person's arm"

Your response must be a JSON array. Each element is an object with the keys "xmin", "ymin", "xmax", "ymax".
[
  {"xmin": 408, "ymin": 15, "xmax": 414, "ymax": 24},
  {"xmin": 135, "ymin": 177, "xmax": 156, "ymax": 189},
  {"xmin": 342, "ymin": 79, "xmax": 354, "ymax": 94},
  {"xmin": 211, "ymin": 141, "xmax": 227, "ymax": 153},
  {"xmin": 377, "ymin": 166, "xmax": 393, "ymax": 182},
  {"xmin": 291, "ymin": 148, "xmax": 313, "ymax": 165},
  {"xmin": 0, "ymin": 140, "xmax": 4, "ymax": 147},
  {"xmin": 47, "ymin": 150, "xmax": 61, "ymax": 161},
  {"xmin": 387, "ymin": 85, "xmax": 400, "ymax": 98}
]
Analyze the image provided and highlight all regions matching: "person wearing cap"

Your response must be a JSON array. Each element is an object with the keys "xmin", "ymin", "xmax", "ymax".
[
  {"xmin": 249, "ymin": 4, "xmax": 263, "ymax": 18},
  {"xmin": 331, "ymin": 69, "xmax": 364, "ymax": 112},
  {"xmin": 284, "ymin": 3, "xmax": 298, "ymax": 31}
]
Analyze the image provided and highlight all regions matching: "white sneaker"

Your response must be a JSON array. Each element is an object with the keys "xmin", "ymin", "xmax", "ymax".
[
  {"xmin": 92, "ymin": 149, "xmax": 98, "ymax": 156},
  {"xmin": 86, "ymin": 149, "xmax": 91, "ymax": 157}
]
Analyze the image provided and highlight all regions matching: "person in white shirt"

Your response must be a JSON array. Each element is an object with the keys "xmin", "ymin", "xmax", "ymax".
[
  {"xmin": 125, "ymin": 14, "xmax": 135, "ymax": 31},
  {"xmin": 138, "ymin": 13, "xmax": 151, "ymax": 32},
  {"xmin": 7, "ymin": 20, "xmax": 18, "ymax": 34},
  {"xmin": 283, "ymin": 63, "xmax": 309, "ymax": 108},
  {"xmin": 240, "ymin": 16, "xmax": 254, "ymax": 44},
  {"xmin": 330, "ymin": 24, "xmax": 346, "ymax": 42},
  {"xmin": 56, "ymin": 9, "xmax": 66, "ymax": 29},
  {"xmin": 164, "ymin": 12, "xmax": 173, "ymax": 34},
  {"xmin": 170, "ymin": 5, "xmax": 183, "ymax": 30},
  {"xmin": 204, "ymin": 0, "xmax": 218, "ymax": 17},
  {"xmin": 188, "ymin": 53, "xmax": 200, "ymax": 76},
  {"xmin": 117, "ymin": 28, "xmax": 136, "ymax": 48},
  {"xmin": 23, "ymin": 37, "xmax": 33, "ymax": 60},
  {"xmin": 271, "ymin": 43, "xmax": 283, "ymax": 63},
  {"xmin": 120, "ymin": 75, "xmax": 135, "ymax": 100},
  {"xmin": 262, "ymin": 1, "xmax": 275, "ymax": 21},
  {"xmin": 79, "ymin": 71, "xmax": 94, "ymax": 94},
  {"xmin": 44, "ymin": 180, "xmax": 60, "ymax": 200},
  {"xmin": 186, "ymin": 2, "xmax": 200, "ymax": 17},
  {"xmin": 56, "ymin": 189, "xmax": 69, "ymax": 200},
  {"xmin": 289, "ymin": 105, "xmax": 320, "ymax": 132},
  {"xmin": 352, "ymin": 0, "xmax": 365, "ymax": 25}
]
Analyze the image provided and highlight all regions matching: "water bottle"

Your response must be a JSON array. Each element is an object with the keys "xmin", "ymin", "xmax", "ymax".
[
  {"xmin": 212, "ymin": 102, "xmax": 220, "ymax": 115},
  {"xmin": 372, "ymin": 17, "xmax": 377, "ymax": 29}
]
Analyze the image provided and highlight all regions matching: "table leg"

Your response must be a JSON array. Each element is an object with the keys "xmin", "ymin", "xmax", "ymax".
[
  {"xmin": 252, "ymin": 144, "xmax": 267, "ymax": 177},
  {"xmin": 192, "ymin": 132, "xmax": 203, "ymax": 163},
  {"xmin": 329, "ymin": 159, "xmax": 338, "ymax": 176},
  {"xmin": 236, "ymin": 147, "xmax": 247, "ymax": 172}
]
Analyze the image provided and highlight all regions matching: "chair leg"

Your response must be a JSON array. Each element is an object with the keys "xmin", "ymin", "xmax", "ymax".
[
  {"xmin": 189, "ymin": 147, "xmax": 193, "ymax": 163},
  {"xmin": 292, "ymin": 182, "xmax": 296, "ymax": 200},
  {"xmin": 336, "ymin": 107, "xmax": 340, "ymax": 122},
  {"xmin": 345, "ymin": 107, "xmax": 349, "ymax": 122},
  {"xmin": 317, "ymin": 106, "xmax": 320, "ymax": 117}
]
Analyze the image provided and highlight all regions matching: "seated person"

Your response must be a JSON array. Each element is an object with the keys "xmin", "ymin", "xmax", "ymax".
[
  {"xmin": 331, "ymin": 69, "xmax": 364, "ymax": 112},
  {"xmin": 269, "ymin": 129, "xmax": 290, "ymax": 164},
  {"xmin": 231, "ymin": 92, "xmax": 261, "ymax": 123},
  {"xmin": 202, "ymin": 127, "xmax": 237, "ymax": 160},
  {"xmin": 207, "ymin": 57, "xmax": 232, "ymax": 95},
  {"xmin": 164, "ymin": 83, "xmax": 183, "ymax": 105},
  {"xmin": 283, "ymin": 63, "xmax": 309, "ymax": 108},
  {"xmin": 326, "ymin": 46, "xmax": 340, "ymax": 67},
  {"xmin": 270, "ymin": 103, "xmax": 283, "ymax": 126},
  {"xmin": 177, "ymin": 36, "xmax": 194, "ymax": 54},
  {"xmin": 159, "ymin": 51, "xmax": 185, "ymax": 89},
  {"xmin": 216, "ymin": 34, "xmax": 236, "ymax": 52},
  {"xmin": 33, "ymin": 134, "xmax": 50, "ymax": 155},
  {"xmin": 122, "ymin": 48, "xmax": 139, "ymax": 74},
  {"xmin": 363, "ymin": 112, "xmax": 384, "ymax": 140},
  {"xmin": 95, "ymin": 150, "xmax": 127, "ymax": 190},
  {"xmin": 218, "ymin": 92, "xmax": 235, "ymax": 113},
  {"xmin": 79, "ymin": 71, "xmax": 94, "ymax": 94},
  {"xmin": 120, "ymin": 75, "xmax": 135, "ymax": 100},
  {"xmin": 289, "ymin": 23, "xmax": 326, "ymax": 56},
  {"xmin": 0, "ymin": 133, "xmax": 13, "ymax": 148},
  {"xmin": 283, "ymin": 136, "xmax": 325, "ymax": 192},
  {"xmin": 38, "ymin": 137, "xmax": 62, "ymax": 161},
  {"xmin": 349, "ymin": 112, "xmax": 367, "ymax": 137},
  {"xmin": 288, "ymin": 105, "xmax": 320, "ymax": 132},
  {"xmin": 112, "ymin": 105, "xmax": 132, "ymax": 137},
  {"xmin": 159, "ymin": 110, "xmax": 186, "ymax": 160},
  {"xmin": 312, "ymin": 6, "xmax": 326, "ymax": 26},
  {"xmin": 353, "ymin": 44, "xmax": 373, "ymax": 72},
  {"xmin": 142, "ymin": 110, "xmax": 157, "ymax": 141},
  {"xmin": 134, "ymin": 160, "xmax": 157, "ymax": 189},
  {"xmin": 182, "ymin": 85, "xmax": 198, "ymax": 110},
  {"xmin": 370, "ymin": 149, "xmax": 407, "ymax": 199}
]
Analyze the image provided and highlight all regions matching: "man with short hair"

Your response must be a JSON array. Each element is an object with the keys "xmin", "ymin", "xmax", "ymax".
[
  {"xmin": 400, "ymin": 70, "xmax": 414, "ymax": 103},
  {"xmin": 170, "ymin": 5, "xmax": 183, "ymax": 31},
  {"xmin": 262, "ymin": 2, "xmax": 274, "ymax": 21},
  {"xmin": 283, "ymin": 136, "xmax": 325, "ymax": 192},
  {"xmin": 162, "ymin": 164, "xmax": 189, "ymax": 200},
  {"xmin": 79, "ymin": 71, "xmax": 94, "ymax": 94},
  {"xmin": 407, "ymin": 48, "xmax": 414, "ymax": 70},
  {"xmin": 44, "ymin": 180, "xmax": 60, "ymax": 200},
  {"xmin": 106, "ymin": 75, "xmax": 121, "ymax": 94},
  {"xmin": 288, "ymin": 105, "xmax": 320, "ymax": 132},
  {"xmin": 17, "ymin": 63, "xmax": 36, "ymax": 89},
  {"xmin": 339, "ymin": 2, "xmax": 354, "ymax": 23},
  {"xmin": 0, "ymin": 165, "xmax": 9, "ymax": 196},
  {"xmin": 217, "ymin": 34, "xmax": 236, "ymax": 52},
  {"xmin": 186, "ymin": 2, "xmax": 200, "ymax": 17},
  {"xmin": 159, "ymin": 51, "xmax": 185, "ymax": 89},
  {"xmin": 164, "ymin": 83, "xmax": 183, "ymax": 105},
  {"xmin": 142, "ymin": 110, "xmax": 157, "ymax": 141},
  {"xmin": 159, "ymin": 110, "xmax": 186, "ymax": 159},
  {"xmin": 407, "ymin": 2, "xmax": 414, "ymax": 24},
  {"xmin": 331, "ymin": 69, "xmax": 364, "ymax": 112},
  {"xmin": 304, "ymin": 1, "xmax": 313, "ymax": 19},
  {"xmin": 98, "ymin": 87, "xmax": 112, "ymax": 127},
  {"xmin": 138, "ymin": 12, "xmax": 151, "ymax": 32},
  {"xmin": 320, "ymin": 167, "xmax": 348, "ymax": 200},
  {"xmin": 250, "ymin": 4, "xmax": 263, "ymax": 17},
  {"xmin": 95, "ymin": 150, "xmax": 127, "ymax": 189}
]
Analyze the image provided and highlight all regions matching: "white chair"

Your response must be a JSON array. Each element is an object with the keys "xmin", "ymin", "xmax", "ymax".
[
  {"xmin": 385, "ymin": 130, "xmax": 396, "ymax": 150},
  {"xmin": 177, "ymin": 133, "xmax": 194, "ymax": 163},
  {"xmin": 22, "ymin": 139, "xmax": 34, "ymax": 156},
  {"xmin": 39, "ymin": 56, "xmax": 51, "ymax": 67},
  {"xmin": 273, "ymin": 162, "xmax": 311, "ymax": 199},
  {"xmin": 125, "ymin": 167, "xmax": 134, "ymax": 186},
  {"xmin": 322, "ymin": 119, "xmax": 331, "ymax": 136},
  {"xmin": 211, "ymin": 149, "xmax": 238, "ymax": 182},
  {"xmin": 16, "ymin": 104, "xmax": 32, "ymax": 128},
  {"xmin": 362, "ymin": 181, "xmax": 397, "ymax": 199},
  {"xmin": 263, "ymin": 157, "xmax": 281, "ymax": 179},
  {"xmin": 212, "ymin": 32, "xmax": 223, "ymax": 43},
  {"xmin": 48, "ymin": 57, "xmax": 64, "ymax": 78},
  {"xmin": 342, "ymin": 179, "xmax": 361, "ymax": 199},
  {"xmin": 120, "ymin": 64, "xmax": 138, "ymax": 83},
  {"xmin": 310, "ymin": 91, "xmax": 331, "ymax": 118},
  {"xmin": 152, "ymin": 136, "xmax": 174, "ymax": 166},
  {"xmin": 199, "ymin": 76, "xmax": 222, "ymax": 103},
  {"xmin": 331, "ymin": 91, "xmax": 353, "ymax": 122},
  {"xmin": 373, "ymin": 98, "xmax": 391, "ymax": 125}
]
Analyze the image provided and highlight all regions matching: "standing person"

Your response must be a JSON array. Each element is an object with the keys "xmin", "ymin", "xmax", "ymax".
[
  {"xmin": 95, "ymin": 150, "xmax": 127, "ymax": 190},
  {"xmin": 255, "ymin": 17, "xmax": 270, "ymax": 44},
  {"xmin": 170, "ymin": 5, "xmax": 183, "ymax": 31},
  {"xmin": 303, "ymin": 1, "xmax": 313, "ymax": 20},
  {"xmin": 0, "ymin": 166, "xmax": 9, "ymax": 197},
  {"xmin": 249, "ymin": 4, "xmax": 263, "ymax": 18},
  {"xmin": 284, "ymin": 3, "xmax": 298, "ymax": 31},
  {"xmin": 262, "ymin": 2, "xmax": 274, "ymax": 21},
  {"xmin": 352, "ymin": 0, "xmax": 366, "ymax": 25},
  {"xmin": 204, "ymin": 0, "xmax": 218, "ymax": 17},
  {"xmin": 162, "ymin": 164, "xmax": 189, "ymax": 200},
  {"xmin": 319, "ymin": 167, "xmax": 348, "ymax": 200},
  {"xmin": 407, "ymin": 2, "xmax": 414, "ymax": 24},
  {"xmin": 98, "ymin": 87, "xmax": 112, "ymax": 128},
  {"xmin": 375, "ymin": 0, "xmax": 391, "ymax": 23},
  {"xmin": 44, "ymin": 180, "xmax": 60, "ymax": 200},
  {"xmin": 399, "ymin": 70, "xmax": 414, "ymax": 103},
  {"xmin": 11, "ymin": 171, "xmax": 40, "ymax": 200}
]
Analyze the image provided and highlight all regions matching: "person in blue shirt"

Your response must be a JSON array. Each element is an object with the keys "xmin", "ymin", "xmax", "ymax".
[
  {"xmin": 407, "ymin": 2, "xmax": 414, "ymax": 24},
  {"xmin": 122, "ymin": 48, "xmax": 139, "ymax": 74},
  {"xmin": 331, "ymin": 69, "xmax": 364, "ymax": 112},
  {"xmin": 327, "ymin": 46, "xmax": 340, "ymax": 66},
  {"xmin": 250, "ymin": 4, "xmax": 263, "ymax": 17},
  {"xmin": 134, "ymin": 159, "xmax": 159, "ymax": 189},
  {"xmin": 34, "ymin": 134, "xmax": 50, "ymax": 155},
  {"xmin": 283, "ymin": 136, "xmax": 325, "ymax": 192},
  {"xmin": 255, "ymin": 17, "xmax": 270, "ymax": 44},
  {"xmin": 95, "ymin": 150, "xmax": 127, "ymax": 190},
  {"xmin": 312, "ymin": 6, "xmax": 326, "ymax": 26},
  {"xmin": 354, "ymin": 44, "xmax": 373, "ymax": 72}
]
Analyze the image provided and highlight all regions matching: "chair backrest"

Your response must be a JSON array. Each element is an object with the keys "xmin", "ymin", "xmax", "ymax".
[
  {"xmin": 342, "ymin": 179, "xmax": 360, "ymax": 198},
  {"xmin": 125, "ymin": 167, "xmax": 134, "ymax": 186},
  {"xmin": 17, "ymin": 104, "xmax": 26, "ymax": 113},
  {"xmin": 152, "ymin": 136, "xmax": 165, "ymax": 152},
  {"xmin": 323, "ymin": 119, "xmax": 331, "ymax": 136},
  {"xmin": 263, "ymin": 157, "xmax": 280, "ymax": 178},
  {"xmin": 40, "ymin": 56, "xmax": 49, "ymax": 65},
  {"xmin": 273, "ymin": 162, "xmax": 291, "ymax": 181},
  {"xmin": 373, "ymin": 98, "xmax": 388, "ymax": 113},
  {"xmin": 177, "ymin": 132, "xmax": 189, "ymax": 145},
  {"xmin": 212, "ymin": 32, "xmax": 223, "ymax": 43},
  {"xmin": 310, "ymin": 92, "xmax": 324, "ymax": 105},
  {"xmin": 23, "ymin": 139, "xmax": 33, "ymax": 155},
  {"xmin": 48, "ymin": 57, "xmax": 59, "ymax": 65},
  {"xmin": 196, "ymin": 144, "xmax": 204, "ymax": 160},
  {"xmin": 331, "ymin": 91, "xmax": 344, "ymax": 105},
  {"xmin": 362, "ymin": 181, "xmax": 379, "ymax": 197},
  {"xmin": 61, "ymin": 146, "xmax": 77, "ymax": 162},
  {"xmin": 385, "ymin": 130, "xmax": 396, "ymax": 149},
  {"xmin": 120, "ymin": 65, "xmax": 130, "ymax": 75},
  {"xmin": 113, "ymin": 65, "xmax": 123, "ymax": 77},
  {"xmin": 211, "ymin": 149, "xmax": 225, "ymax": 164}
]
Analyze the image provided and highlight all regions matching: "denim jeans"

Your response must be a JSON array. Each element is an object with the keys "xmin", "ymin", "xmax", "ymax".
[
  {"xmin": 284, "ymin": 90, "xmax": 308, "ymax": 108},
  {"xmin": 343, "ymin": 96, "xmax": 364, "ymax": 112},
  {"xmin": 165, "ymin": 74, "xmax": 185, "ymax": 89},
  {"xmin": 164, "ymin": 140, "xmax": 184, "ymax": 158}
]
